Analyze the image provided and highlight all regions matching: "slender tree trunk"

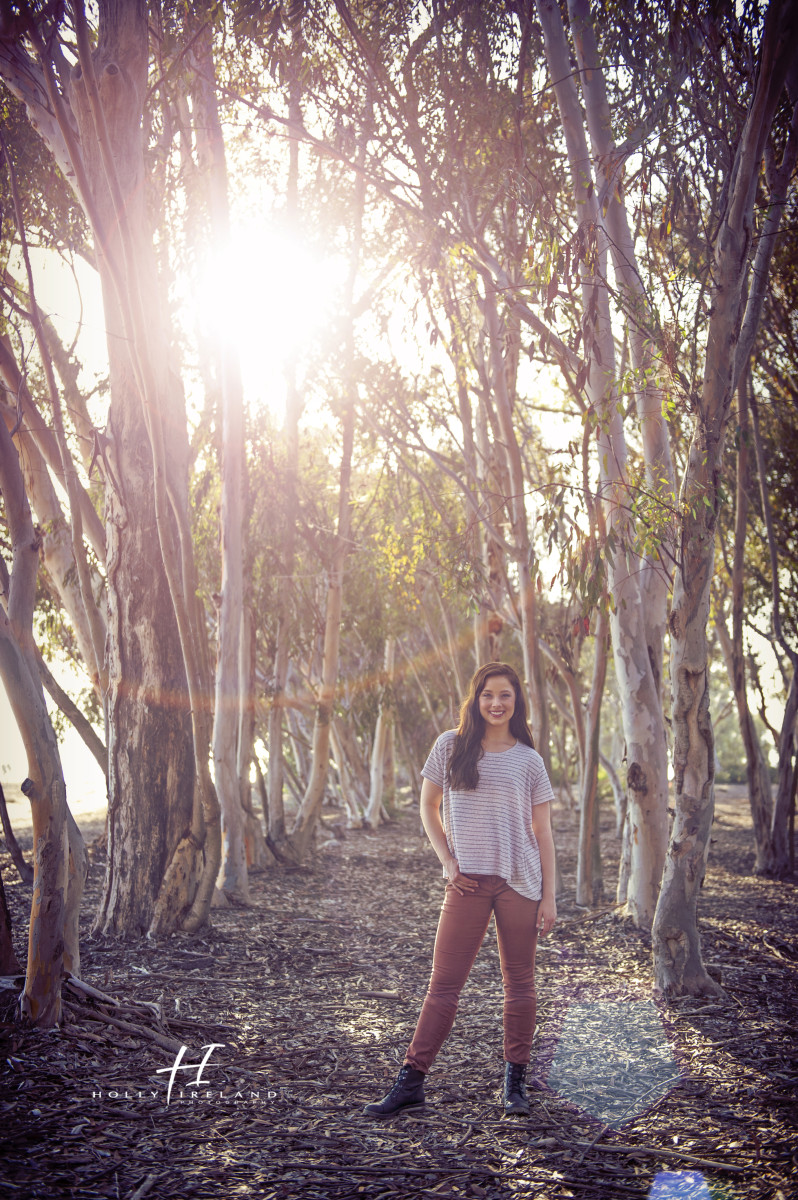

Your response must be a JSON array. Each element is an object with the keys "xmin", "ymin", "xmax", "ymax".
[
  {"xmin": 365, "ymin": 638, "xmax": 396, "ymax": 829},
  {"xmin": 271, "ymin": 109, "xmax": 363, "ymax": 859},
  {"xmin": 0, "ymin": 331, "xmax": 107, "ymax": 560},
  {"xmin": 267, "ymin": 355, "xmax": 302, "ymax": 843},
  {"xmin": 190, "ymin": 24, "xmax": 250, "ymax": 903},
  {"xmin": 577, "ymin": 610, "xmax": 609, "ymax": 905},
  {"xmin": 330, "ymin": 720, "xmax": 365, "ymax": 827},
  {"xmin": 540, "ymin": 639, "xmax": 586, "ymax": 785},
  {"xmin": 568, "ymin": 0, "xmax": 676, "ymax": 684},
  {"xmin": 0, "ymin": 414, "xmax": 84, "ymax": 1025},
  {"xmin": 0, "ymin": 866, "xmax": 21, "ymax": 974},
  {"xmin": 653, "ymin": 0, "xmax": 797, "ymax": 993},
  {"xmin": 750, "ymin": 398, "xmax": 798, "ymax": 875},
  {"xmin": 717, "ymin": 371, "xmax": 775, "ymax": 871},
  {"xmin": 395, "ymin": 713, "xmax": 422, "ymax": 806},
  {"xmin": 236, "ymin": 606, "xmax": 267, "ymax": 868},
  {"xmin": 771, "ymin": 674, "xmax": 798, "ymax": 874},
  {"xmin": 289, "ymin": 403, "xmax": 355, "ymax": 860},
  {"xmin": 537, "ymin": 0, "xmax": 669, "ymax": 926},
  {"xmin": 383, "ymin": 717, "xmax": 396, "ymax": 812},
  {"xmin": 435, "ymin": 591, "xmax": 465, "ymax": 698},
  {"xmin": 0, "ymin": 346, "xmax": 105, "ymax": 693},
  {"xmin": 267, "ymin": 69, "xmax": 304, "ymax": 847},
  {"xmin": 481, "ymin": 286, "xmax": 550, "ymax": 765}
]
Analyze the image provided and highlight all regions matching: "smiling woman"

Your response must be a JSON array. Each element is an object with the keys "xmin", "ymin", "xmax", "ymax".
[
  {"xmin": 364, "ymin": 661, "xmax": 558, "ymax": 1120},
  {"xmin": 192, "ymin": 222, "xmax": 345, "ymax": 421}
]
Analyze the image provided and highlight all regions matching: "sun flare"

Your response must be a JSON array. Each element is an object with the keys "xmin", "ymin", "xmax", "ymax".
[{"xmin": 194, "ymin": 222, "xmax": 345, "ymax": 420}]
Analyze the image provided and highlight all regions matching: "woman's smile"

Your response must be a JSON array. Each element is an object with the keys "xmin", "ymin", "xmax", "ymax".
[{"xmin": 478, "ymin": 677, "xmax": 516, "ymax": 729}]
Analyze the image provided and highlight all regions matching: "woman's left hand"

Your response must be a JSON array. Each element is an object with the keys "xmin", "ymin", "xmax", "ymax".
[{"xmin": 536, "ymin": 897, "xmax": 557, "ymax": 938}]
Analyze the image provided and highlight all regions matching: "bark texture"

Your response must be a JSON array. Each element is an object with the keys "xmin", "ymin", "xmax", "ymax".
[
  {"xmin": 68, "ymin": 5, "xmax": 195, "ymax": 936},
  {"xmin": 536, "ymin": 0, "xmax": 669, "ymax": 926},
  {"xmin": 0, "ymin": 406, "xmax": 82, "ymax": 1026},
  {"xmin": 653, "ymin": 0, "xmax": 798, "ymax": 994}
]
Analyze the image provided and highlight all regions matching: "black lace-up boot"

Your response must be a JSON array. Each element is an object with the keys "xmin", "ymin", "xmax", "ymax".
[
  {"xmin": 503, "ymin": 1061, "xmax": 530, "ymax": 1115},
  {"xmin": 363, "ymin": 1064, "xmax": 426, "ymax": 1118}
]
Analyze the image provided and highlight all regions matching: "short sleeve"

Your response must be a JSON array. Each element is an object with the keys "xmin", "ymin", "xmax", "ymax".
[
  {"xmin": 420, "ymin": 733, "xmax": 449, "ymax": 789},
  {"xmin": 530, "ymin": 755, "xmax": 556, "ymax": 807}
]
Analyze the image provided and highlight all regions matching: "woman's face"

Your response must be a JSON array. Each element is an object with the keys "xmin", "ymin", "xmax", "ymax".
[{"xmin": 478, "ymin": 675, "xmax": 516, "ymax": 731}]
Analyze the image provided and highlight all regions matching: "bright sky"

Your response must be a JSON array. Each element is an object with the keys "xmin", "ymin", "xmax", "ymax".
[
  {"xmin": 188, "ymin": 218, "xmax": 348, "ymax": 425},
  {"xmin": 0, "ymin": 681, "xmax": 107, "ymax": 823}
]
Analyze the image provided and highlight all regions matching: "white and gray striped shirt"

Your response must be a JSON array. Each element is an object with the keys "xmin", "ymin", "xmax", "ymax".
[{"xmin": 421, "ymin": 729, "xmax": 555, "ymax": 901}]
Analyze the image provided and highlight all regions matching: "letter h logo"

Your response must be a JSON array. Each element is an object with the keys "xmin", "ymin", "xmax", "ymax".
[{"xmin": 156, "ymin": 1043, "xmax": 225, "ymax": 1105}]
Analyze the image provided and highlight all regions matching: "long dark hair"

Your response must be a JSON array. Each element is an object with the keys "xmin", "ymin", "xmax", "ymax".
[{"xmin": 447, "ymin": 662, "xmax": 534, "ymax": 791}]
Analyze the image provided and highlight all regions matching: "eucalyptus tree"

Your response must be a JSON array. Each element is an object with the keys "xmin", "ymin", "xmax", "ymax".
[
  {"xmin": 176, "ymin": 10, "xmax": 252, "ymax": 904},
  {"xmin": 251, "ymin": 0, "xmax": 559, "ymax": 758},
  {"xmin": 652, "ymin": 0, "xmax": 798, "ymax": 993},
  {"xmin": 0, "ymin": 2, "xmax": 220, "ymax": 937},
  {"xmin": 0, "ymin": 392, "xmax": 87, "ymax": 1026},
  {"xmin": 746, "ymin": 212, "xmax": 798, "ymax": 877}
]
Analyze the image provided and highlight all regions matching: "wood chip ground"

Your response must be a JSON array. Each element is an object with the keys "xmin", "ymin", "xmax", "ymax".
[{"xmin": 1, "ymin": 786, "xmax": 796, "ymax": 1199}]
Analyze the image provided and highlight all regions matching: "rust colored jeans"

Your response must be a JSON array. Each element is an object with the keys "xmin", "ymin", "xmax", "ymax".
[{"xmin": 404, "ymin": 875, "xmax": 540, "ymax": 1073}]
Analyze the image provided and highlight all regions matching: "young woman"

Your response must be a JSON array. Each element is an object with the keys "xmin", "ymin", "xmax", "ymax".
[{"xmin": 364, "ymin": 662, "xmax": 557, "ymax": 1119}]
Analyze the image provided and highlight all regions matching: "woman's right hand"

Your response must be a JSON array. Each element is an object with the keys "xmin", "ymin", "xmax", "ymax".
[{"xmin": 445, "ymin": 856, "xmax": 479, "ymax": 895}]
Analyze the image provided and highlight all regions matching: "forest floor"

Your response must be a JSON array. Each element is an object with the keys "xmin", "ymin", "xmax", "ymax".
[{"xmin": 1, "ymin": 783, "xmax": 796, "ymax": 1200}]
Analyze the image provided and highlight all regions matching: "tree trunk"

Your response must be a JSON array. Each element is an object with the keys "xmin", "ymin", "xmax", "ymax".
[
  {"xmin": 568, "ymin": 0, "xmax": 676, "ymax": 686},
  {"xmin": 20, "ymin": 1, "xmax": 198, "ymax": 937},
  {"xmin": 536, "ymin": 0, "xmax": 670, "ymax": 925},
  {"xmin": 189, "ymin": 24, "xmax": 250, "ymax": 904},
  {"xmin": 710, "ymin": 369, "xmax": 772, "ymax": 868},
  {"xmin": 0, "ymin": 331, "xmax": 107, "ymax": 561},
  {"xmin": 0, "ymin": 412, "xmax": 83, "ymax": 1026},
  {"xmin": 330, "ymin": 720, "xmax": 365, "ymax": 828},
  {"xmin": 266, "ymin": 71, "xmax": 304, "ymax": 848},
  {"xmin": 267, "ymin": 353, "xmax": 302, "ymax": 844},
  {"xmin": 749, "ymin": 398, "xmax": 798, "ymax": 875},
  {"xmin": 576, "ymin": 610, "xmax": 609, "ymax": 906},
  {"xmin": 383, "ymin": 718, "xmax": 396, "ymax": 813},
  {"xmin": 289, "ymin": 402, "xmax": 355, "ymax": 860},
  {"xmin": 716, "ymin": 618, "xmax": 774, "ymax": 873},
  {"xmin": 653, "ymin": 0, "xmax": 797, "ymax": 994},
  {"xmin": 0, "ymin": 865, "xmax": 21, "ymax": 975},
  {"xmin": 395, "ymin": 713, "xmax": 422, "ymax": 806},
  {"xmin": 365, "ymin": 638, "xmax": 396, "ymax": 829},
  {"xmin": 334, "ymin": 717, "xmax": 371, "ymax": 806},
  {"xmin": 237, "ymin": 606, "xmax": 267, "ymax": 869},
  {"xmin": 0, "ymin": 344, "xmax": 106, "ymax": 694},
  {"xmin": 771, "ymin": 673, "xmax": 798, "ymax": 874},
  {"xmin": 717, "ymin": 368, "xmax": 774, "ymax": 871},
  {"xmin": 54, "ymin": 1, "xmax": 223, "ymax": 937},
  {"xmin": 481, "ymin": 285, "xmax": 550, "ymax": 764}
]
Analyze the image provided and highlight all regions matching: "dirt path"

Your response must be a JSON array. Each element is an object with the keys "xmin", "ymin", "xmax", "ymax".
[{"xmin": 1, "ymin": 787, "xmax": 796, "ymax": 1199}]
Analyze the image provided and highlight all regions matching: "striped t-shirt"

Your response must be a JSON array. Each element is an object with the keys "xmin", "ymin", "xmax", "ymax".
[{"xmin": 421, "ymin": 729, "xmax": 555, "ymax": 901}]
